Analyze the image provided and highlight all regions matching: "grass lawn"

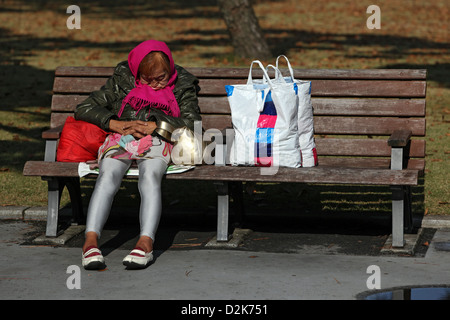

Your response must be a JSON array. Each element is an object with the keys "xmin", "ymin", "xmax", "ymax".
[{"xmin": 0, "ymin": 0, "xmax": 448, "ymax": 216}]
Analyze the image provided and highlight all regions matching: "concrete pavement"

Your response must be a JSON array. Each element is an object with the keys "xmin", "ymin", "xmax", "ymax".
[{"xmin": 0, "ymin": 206, "xmax": 449, "ymax": 302}]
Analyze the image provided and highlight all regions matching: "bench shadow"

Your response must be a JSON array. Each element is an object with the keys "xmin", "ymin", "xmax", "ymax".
[
  {"xmin": 73, "ymin": 178, "xmax": 425, "ymax": 242},
  {"xmin": 61, "ymin": 177, "xmax": 426, "ymax": 259},
  {"xmin": 231, "ymin": 179, "xmax": 425, "ymax": 236}
]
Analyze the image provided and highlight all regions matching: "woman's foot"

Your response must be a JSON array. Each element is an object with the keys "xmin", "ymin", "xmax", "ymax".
[
  {"xmin": 83, "ymin": 231, "xmax": 99, "ymax": 253},
  {"xmin": 122, "ymin": 247, "xmax": 153, "ymax": 269},
  {"xmin": 122, "ymin": 236, "xmax": 154, "ymax": 269},
  {"xmin": 82, "ymin": 246, "xmax": 106, "ymax": 270},
  {"xmin": 135, "ymin": 235, "xmax": 153, "ymax": 253},
  {"xmin": 81, "ymin": 231, "xmax": 105, "ymax": 270}
]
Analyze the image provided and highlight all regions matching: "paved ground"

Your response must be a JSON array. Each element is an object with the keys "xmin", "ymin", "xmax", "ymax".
[{"xmin": 1, "ymin": 206, "xmax": 449, "ymax": 305}]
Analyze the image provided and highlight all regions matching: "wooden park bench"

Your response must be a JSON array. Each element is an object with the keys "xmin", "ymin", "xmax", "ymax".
[{"xmin": 23, "ymin": 66, "xmax": 427, "ymax": 248}]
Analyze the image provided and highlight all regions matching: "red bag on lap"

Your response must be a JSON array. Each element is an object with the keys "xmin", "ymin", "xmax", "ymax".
[{"xmin": 56, "ymin": 116, "xmax": 108, "ymax": 162}]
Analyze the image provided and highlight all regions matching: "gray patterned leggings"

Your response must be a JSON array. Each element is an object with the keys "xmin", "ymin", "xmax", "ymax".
[{"xmin": 85, "ymin": 157, "xmax": 168, "ymax": 242}]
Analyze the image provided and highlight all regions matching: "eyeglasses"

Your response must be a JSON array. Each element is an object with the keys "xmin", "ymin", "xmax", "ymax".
[{"xmin": 140, "ymin": 73, "xmax": 169, "ymax": 88}]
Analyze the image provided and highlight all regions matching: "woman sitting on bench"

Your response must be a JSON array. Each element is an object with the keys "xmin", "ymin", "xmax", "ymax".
[{"xmin": 75, "ymin": 40, "xmax": 201, "ymax": 270}]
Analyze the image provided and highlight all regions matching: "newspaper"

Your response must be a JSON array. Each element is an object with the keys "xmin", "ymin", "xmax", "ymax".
[{"xmin": 78, "ymin": 162, "xmax": 195, "ymax": 178}]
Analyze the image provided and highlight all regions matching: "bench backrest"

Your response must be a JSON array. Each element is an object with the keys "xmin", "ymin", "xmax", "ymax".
[{"xmin": 51, "ymin": 66, "xmax": 426, "ymax": 172}]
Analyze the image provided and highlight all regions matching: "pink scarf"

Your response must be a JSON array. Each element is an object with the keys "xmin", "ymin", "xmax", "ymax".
[{"xmin": 118, "ymin": 40, "xmax": 180, "ymax": 118}]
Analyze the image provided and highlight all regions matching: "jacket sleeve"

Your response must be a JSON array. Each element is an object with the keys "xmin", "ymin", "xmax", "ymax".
[
  {"xmin": 74, "ymin": 63, "xmax": 128, "ymax": 131},
  {"xmin": 147, "ymin": 65, "xmax": 202, "ymax": 132}
]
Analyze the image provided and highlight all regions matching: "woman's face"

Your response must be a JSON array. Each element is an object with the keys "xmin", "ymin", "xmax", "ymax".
[{"xmin": 139, "ymin": 65, "xmax": 169, "ymax": 90}]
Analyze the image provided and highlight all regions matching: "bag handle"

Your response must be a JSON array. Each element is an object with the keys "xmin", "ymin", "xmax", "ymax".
[
  {"xmin": 247, "ymin": 60, "xmax": 274, "ymax": 88},
  {"xmin": 275, "ymin": 55, "xmax": 295, "ymax": 80},
  {"xmin": 266, "ymin": 64, "xmax": 287, "ymax": 83},
  {"xmin": 247, "ymin": 60, "xmax": 276, "ymax": 113}
]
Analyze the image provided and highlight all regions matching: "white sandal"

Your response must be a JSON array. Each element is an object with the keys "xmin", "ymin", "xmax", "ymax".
[
  {"xmin": 123, "ymin": 247, "xmax": 153, "ymax": 269},
  {"xmin": 82, "ymin": 246, "xmax": 106, "ymax": 270}
]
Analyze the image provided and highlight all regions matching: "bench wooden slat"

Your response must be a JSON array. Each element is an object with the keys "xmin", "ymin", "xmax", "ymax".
[
  {"xmin": 55, "ymin": 66, "xmax": 114, "ymax": 77},
  {"xmin": 42, "ymin": 119, "xmax": 427, "ymax": 159},
  {"xmin": 51, "ymin": 95, "xmax": 426, "ymax": 118},
  {"xmin": 200, "ymin": 114, "xmax": 426, "ymax": 136},
  {"xmin": 53, "ymin": 77, "xmax": 426, "ymax": 98},
  {"xmin": 50, "ymin": 112, "xmax": 426, "ymax": 141},
  {"xmin": 167, "ymin": 166, "xmax": 419, "ymax": 185},
  {"xmin": 22, "ymin": 158, "xmax": 424, "ymax": 176},
  {"xmin": 51, "ymin": 95, "xmax": 90, "ymax": 112},
  {"xmin": 311, "ymin": 98, "xmax": 425, "ymax": 117},
  {"xmin": 313, "ymin": 116, "xmax": 425, "ymax": 136},
  {"xmin": 23, "ymin": 161, "xmax": 419, "ymax": 186},
  {"xmin": 53, "ymin": 77, "xmax": 108, "ymax": 94},
  {"xmin": 288, "ymin": 69, "xmax": 427, "ymax": 80},
  {"xmin": 318, "ymin": 157, "xmax": 424, "ymax": 172},
  {"xmin": 56, "ymin": 66, "xmax": 426, "ymax": 80},
  {"xmin": 192, "ymin": 97, "xmax": 427, "ymax": 116},
  {"xmin": 45, "ymin": 118, "xmax": 426, "ymax": 166},
  {"xmin": 187, "ymin": 68, "xmax": 426, "ymax": 80},
  {"xmin": 197, "ymin": 79, "xmax": 427, "ymax": 97},
  {"xmin": 50, "ymin": 113, "xmax": 73, "ymax": 129},
  {"xmin": 315, "ymin": 138, "xmax": 425, "ymax": 157}
]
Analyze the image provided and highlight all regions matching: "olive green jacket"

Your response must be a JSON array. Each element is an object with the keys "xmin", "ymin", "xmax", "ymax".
[{"xmin": 74, "ymin": 61, "xmax": 201, "ymax": 131}]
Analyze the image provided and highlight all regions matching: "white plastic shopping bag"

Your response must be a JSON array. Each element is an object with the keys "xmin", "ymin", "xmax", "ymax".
[
  {"xmin": 273, "ymin": 55, "xmax": 318, "ymax": 167},
  {"xmin": 225, "ymin": 60, "xmax": 301, "ymax": 168}
]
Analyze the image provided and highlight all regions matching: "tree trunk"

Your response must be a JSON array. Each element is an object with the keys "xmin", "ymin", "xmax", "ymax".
[{"xmin": 217, "ymin": 0, "xmax": 272, "ymax": 60}]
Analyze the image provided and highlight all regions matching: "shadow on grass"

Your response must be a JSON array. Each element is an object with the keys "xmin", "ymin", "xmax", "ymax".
[
  {"xmin": 0, "ymin": 62, "xmax": 53, "ymax": 172},
  {"xmin": 177, "ymin": 27, "xmax": 449, "ymax": 87}
]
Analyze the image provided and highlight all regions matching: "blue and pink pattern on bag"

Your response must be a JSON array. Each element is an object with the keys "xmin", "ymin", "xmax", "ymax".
[{"xmin": 255, "ymin": 90, "xmax": 277, "ymax": 167}]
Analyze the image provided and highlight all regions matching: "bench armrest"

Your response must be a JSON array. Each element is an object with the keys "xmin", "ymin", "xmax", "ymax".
[
  {"xmin": 388, "ymin": 130, "xmax": 412, "ymax": 170},
  {"xmin": 42, "ymin": 125, "xmax": 64, "ymax": 140},
  {"xmin": 388, "ymin": 129, "xmax": 412, "ymax": 147},
  {"xmin": 41, "ymin": 125, "xmax": 64, "ymax": 161}
]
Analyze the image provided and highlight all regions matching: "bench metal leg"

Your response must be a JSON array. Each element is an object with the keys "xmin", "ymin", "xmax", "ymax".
[
  {"xmin": 46, "ymin": 178, "xmax": 61, "ymax": 237},
  {"xmin": 43, "ymin": 139, "xmax": 61, "ymax": 237},
  {"xmin": 391, "ymin": 185, "xmax": 413, "ymax": 247},
  {"xmin": 390, "ymin": 144, "xmax": 414, "ymax": 248},
  {"xmin": 45, "ymin": 177, "xmax": 85, "ymax": 237},
  {"xmin": 215, "ymin": 181, "xmax": 230, "ymax": 242},
  {"xmin": 391, "ymin": 185, "xmax": 404, "ymax": 247}
]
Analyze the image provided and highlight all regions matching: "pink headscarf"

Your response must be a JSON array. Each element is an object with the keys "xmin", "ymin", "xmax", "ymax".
[{"xmin": 118, "ymin": 40, "xmax": 180, "ymax": 118}]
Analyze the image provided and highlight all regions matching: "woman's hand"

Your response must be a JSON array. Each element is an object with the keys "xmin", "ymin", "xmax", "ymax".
[
  {"xmin": 109, "ymin": 119, "xmax": 157, "ymax": 139},
  {"xmin": 124, "ymin": 120, "xmax": 157, "ymax": 139}
]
